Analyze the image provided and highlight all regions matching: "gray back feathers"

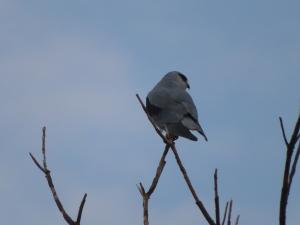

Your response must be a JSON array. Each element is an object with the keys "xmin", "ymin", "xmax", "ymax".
[{"xmin": 146, "ymin": 71, "xmax": 207, "ymax": 141}]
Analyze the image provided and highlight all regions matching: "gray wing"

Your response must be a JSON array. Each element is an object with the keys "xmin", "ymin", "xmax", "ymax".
[
  {"xmin": 147, "ymin": 85, "xmax": 208, "ymax": 141},
  {"xmin": 147, "ymin": 85, "xmax": 198, "ymax": 123}
]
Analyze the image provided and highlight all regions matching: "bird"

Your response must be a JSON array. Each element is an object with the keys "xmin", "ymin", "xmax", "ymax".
[{"xmin": 146, "ymin": 71, "xmax": 207, "ymax": 142}]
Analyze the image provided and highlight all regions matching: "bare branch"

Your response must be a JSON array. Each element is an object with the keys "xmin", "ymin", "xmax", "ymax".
[
  {"xmin": 42, "ymin": 126, "xmax": 47, "ymax": 170},
  {"xmin": 289, "ymin": 113, "xmax": 300, "ymax": 145},
  {"xmin": 234, "ymin": 215, "xmax": 240, "ymax": 225},
  {"xmin": 279, "ymin": 112, "xmax": 300, "ymax": 225},
  {"xmin": 137, "ymin": 183, "xmax": 149, "ymax": 225},
  {"xmin": 227, "ymin": 200, "xmax": 233, "ymax": 225},
  {"xmin": 289, "ymin": 142, "xmax": 300, "ymax": 188},
  {"xmin": 279, "ymin": 117, "xmax": 289, "ymax": 147},
  {"xmin": 214, "ymin": 169, "xmax": 221, "ymax": 225},
  {"xmin": 30, "ymin": 127, "xmax": 87, "ymax": 225},
  {"xmin": 170, "ymin": 144, "xmax": 216, "ymax": 225},
  {"xmin": 221, "ymin": 202, "xmax": 229, "ymax": 225},
  {"xmin": 137, "ymin": 183, "xmax": 146, "ymax": 196},
  {"xmin": 137, "ymin": 144, "xmax": 170, "ymax": 225},
  {"xmin": 147, "ymin": 144, "xmax": 170, "ymax": 196},
  {"xmin": 29, "ymin": 152, "xmax": 47, "ymax": 173},
  {"xmin": 143, "ymin": 198, "xmax": 149, "ymax": 225},
  {"xmin": 76, "ymin": 193, "xmax": 87, "ymax": 224}
]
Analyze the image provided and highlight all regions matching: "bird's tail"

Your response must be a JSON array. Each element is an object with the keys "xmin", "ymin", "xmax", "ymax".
[
  {"xmin": 167, "ymin": 123, "xmax": 198, "ymax": 141},
  {"xmin": 197, "ymin": 130, "xmax": 208, "ymax": 142},
  {"xmin": 182, "ymin": 116, "xmax": 208, "ymax": 141}
]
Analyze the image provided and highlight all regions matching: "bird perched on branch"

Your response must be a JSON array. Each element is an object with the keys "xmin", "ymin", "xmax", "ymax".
[{"xmin": 146, "ymin": 71, "xmax": 208, "ymax": 142}]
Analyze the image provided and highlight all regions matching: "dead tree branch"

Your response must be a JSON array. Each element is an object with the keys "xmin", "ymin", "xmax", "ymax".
[
  {"xmin": 279, "ymin": 113, "xmax": 300, "ymax": 225},
  {"xmin": 221, "ymin": 201, "xmax": 229, "ymax": 225},
  {"xmin": 169, "ymin": 143, "xmax": 216, "ymax": 225},
  {"xmin": 279, "ymin": 117, "xmax": 289, "ymax": 147},
  {"xmin": 137, "ymin": 144, "xmax": 170, "ymax": 225},
  {"xmin": 214, "ymin": 169, "xmax": 221, "ymax": 225},
  {"xmin": 289, "ymin": 142, "xmax": 300, "ymax": 187},
  {"xmin": 234, "ymin": 215, "xmax": 240, "ymax": 225},
  {"xmin": 136, "ymin": 94, "xmax": 238, "ymax": 225},
  {"xmin": 227, "ymin": 200, "xmax": 233, "ymax": 225},
  {"xmin": 29, "ymin": 127, "xmax": 87, "ymax": 225}
]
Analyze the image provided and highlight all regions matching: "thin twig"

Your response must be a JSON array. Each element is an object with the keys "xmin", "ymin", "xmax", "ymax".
[
  {"xmin": 138, "ymin": 144, "xmax": 170, "ymax": 225},
  {"xmin": 214, "ymin": 169, "xmax": 221, "ymax": 225},
  {"xmin": 227, "ymin": 200, "xmax": 233, "ymax": 225},
  {"xmin": 289, "ymin": 142, "xmax": 300, "ymax": 188},
  {"xmin": 137, "ymin": 183, "xmax": 146, "ymax": 196},
  {"xmin": 234, "ymin": 215, "xmax": 240, "ymax": 225},
  {"xmin": 30, "ymin": 127, "xmax": 87, "ymax": 225},
  {"xmin": 137, "ymin": 182, "xmax": 149, "ymax": 225},
  {"xmin": 279, "ymin": 117, "xmax": 289, "ymax": 147},
  {"xmin": 29, "ymin": 153, "xmax": 46, "ymax": 173},
  {"xmin": 76, "ymin": 193, "xmax": 87, "ymax": 224},
  {"xmin": 170, "ymin": 144, "xmax": 216, "ymax": 225},
  {"xmin": 221, "ymin": 202, "xmax": 229, "ymax": 225},
  {"xmin": 147, "ymin": 145, "xmax": 170, "ymax": 196},
  {"xmin": 279, "ymin": 113, "xmax": 300, "ymax": 225},
  {"xmin": 142, "ymin": 194, "xmax": 149, "ymax": 225},
  {"xmin": 42, "ymin": 126, "xmax": 47, "ymax": 170}
]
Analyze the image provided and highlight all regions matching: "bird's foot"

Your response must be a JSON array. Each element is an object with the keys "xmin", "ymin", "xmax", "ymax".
[{"xmin": 165, "ymin": 133, "xmax": 178, "ymax": 144}]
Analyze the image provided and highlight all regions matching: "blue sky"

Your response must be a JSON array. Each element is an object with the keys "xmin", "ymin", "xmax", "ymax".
[{"xmin": 1, "ymin": 1, "xmax": 300, "ymax": 225}]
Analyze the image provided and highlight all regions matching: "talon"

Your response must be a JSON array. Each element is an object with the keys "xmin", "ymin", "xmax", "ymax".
[{"xmin": 165, "ymin": 133, "xmax": 177, "ymax": 143}]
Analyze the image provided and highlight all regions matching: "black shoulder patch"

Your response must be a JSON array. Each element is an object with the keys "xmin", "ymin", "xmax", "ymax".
[
  {"xmin": 178, "ymin": 72, "xmax": 188, "ymax": 82},
  {"xmin": 146, "ymin": 97, "xmax": 162, "ymax": 116}
]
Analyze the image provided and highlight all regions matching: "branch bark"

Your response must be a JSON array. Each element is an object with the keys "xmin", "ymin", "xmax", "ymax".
[
  {"xmin": 227, "ymin": 200, "xmax": 233, "ymax": 225},
  {"xmin": 137, "ymin": 144, "xmax": 170, "ymax": 225},
  {"xmin": 234, "ymin": 215, "xmax": 240, "ymax": 225},
  {"xmin": 170, "ymin": 143, "xmax": 216, "ymax": 225},
  {"xmin": 289, "ymin": 142, "xmax": 300, "ymax": 187},
  {"xmin": 279, "ymin": 117, "xmax": 289, "ymax": 147},
  {"xmin": 279, "ymin": 113, "xmax": 300, "ymax": 225},
  {"xmin": 221, "ymin": 202, "xmax": 229, "ymax": 225},
  {"xmin": 30, "ymin": 127, "xmax": 87, "ymax": 225},
  {"xmin": 214, "ymin": 169, "xmax": 221, "ymax": 225}
]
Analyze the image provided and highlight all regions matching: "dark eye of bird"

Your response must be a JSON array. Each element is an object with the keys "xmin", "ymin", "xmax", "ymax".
[{"xmin": 178, "ymin": 72, "xmax": 188, "ymax": 83}]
